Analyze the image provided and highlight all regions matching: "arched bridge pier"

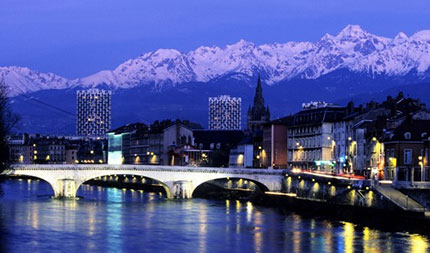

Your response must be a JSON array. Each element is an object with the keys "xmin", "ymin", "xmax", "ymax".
[{"xmin": 3, "ymin": 164, "xmax": 285, "ymax": 199}]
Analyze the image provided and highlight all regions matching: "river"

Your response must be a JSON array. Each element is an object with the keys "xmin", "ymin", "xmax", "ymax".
[{"xmin": 0, "ymin": 178, "xmax": 429, "ymax": 252}]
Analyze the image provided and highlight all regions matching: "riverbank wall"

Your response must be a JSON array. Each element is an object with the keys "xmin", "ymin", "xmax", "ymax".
[
  {"xmin": 281, "ymin": 172, "xmax": 397, "ymax": 211},
  {"xmin": 277, "ymin": 172, "xmax": 427, "ymax": 215}
]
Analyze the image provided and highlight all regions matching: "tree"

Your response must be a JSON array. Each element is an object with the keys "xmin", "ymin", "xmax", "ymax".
[{"xmin": 0, "ymin": 80, "xmax": 19, "ymax": 172}]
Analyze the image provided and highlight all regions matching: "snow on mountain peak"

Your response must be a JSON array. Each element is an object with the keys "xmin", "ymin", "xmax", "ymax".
[
  {"xmin": 2, "ymin": 25, "xmax": 430, "ymax": 95},
  {"xmin": 336, "ymin": 24, "xmax": 369, "ymax": 39},
  {"xmin": 227, "ymin": 39, "xmax": 255, "ymax": 51},
  {"xmin": 0, "ymin": 66, "xmax": 71, "ymax": 96},
  {"xmin": 394, "ymin": 32, "xmax": 409, "ymax": 43},
  {"xmin": 411, "ymin": 30, "xmax": 430, "ymax": 41}
]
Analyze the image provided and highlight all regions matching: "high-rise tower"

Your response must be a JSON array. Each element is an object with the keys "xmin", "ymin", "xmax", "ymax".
[
  {"xmin": 76, "ymin": 89, "xmax": 111, "ymax": 137},
  {"xmin": 208, "ymin": 95, "xmax": 241, "ymax": 130}
]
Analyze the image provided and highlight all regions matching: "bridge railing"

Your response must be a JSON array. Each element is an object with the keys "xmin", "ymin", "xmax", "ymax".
[{"xmin": 7, "ymin": 164, "xmax": 287, "ymax": 175}]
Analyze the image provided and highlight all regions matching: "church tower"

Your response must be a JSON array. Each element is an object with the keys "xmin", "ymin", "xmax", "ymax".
[{"xmin": 247, "ymin": 75, "xmax": 270, "ymax": 132}]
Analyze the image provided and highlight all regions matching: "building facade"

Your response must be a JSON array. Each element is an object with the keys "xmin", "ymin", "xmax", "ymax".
[
  {"xmin": 77, "ymin": 89, "xmax": 112, "ymax": 137},
  {"xmin": 262, "ymin": 117, "xmax": 290, "ymax": 169},
  {"xmin": 229, "ymin": 141, "xmax": 253, "ymax": 168},
  {"xmin": 384, "ymin": 119, "xmax": 430, "ymax": 186},
  {"xmin": 107, "ymin": 120, "xmax": 200, "ymax": 166},
  {"xmin": 208, "ymin": 95, "xmax": 241, "ymax": 130},
  {"xmin": 8, "ymin": 134, "xmax": 108, "ymax": 165},
  {"xmin": 287, "ymin": 102, "xmax": 347, "ymax": 172}
]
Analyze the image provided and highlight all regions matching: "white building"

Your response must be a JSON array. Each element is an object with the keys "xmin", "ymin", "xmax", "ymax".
[
  {"xmin": 77, "ymin": 89, "xmax": 111, "ymax": 137},
  {"xmin": 209, "ymin": 95, "xmax": 241, "ymax": 130},
  {"xmin": 229, "ymin": 143, "xmax": 253, "ymax": 168},
  {"xmin": 287, "ymin": 102, "xmax": 347, "ymax": 172}
]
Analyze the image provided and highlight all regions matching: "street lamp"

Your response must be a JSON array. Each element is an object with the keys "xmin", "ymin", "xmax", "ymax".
[{"xmin": 419, "ymin": 156, "xmax": 424, "ymax": 181}]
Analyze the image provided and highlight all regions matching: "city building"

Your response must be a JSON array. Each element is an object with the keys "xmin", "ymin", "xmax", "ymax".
[
  {"xmin": 162, "ymin": 121, "xmax": 194, "ymax": 166},
  {"xmin": 34, "ymin": 138, "xmax": 66, "ymax": 164},
  {"xmin": 6, "ymin": 133, "xmax": 28, "ymax": 145},
  {"xmin": 287, "ymin": 101, "xmax": 347, "ymax": 172},
  {"xmin": 384, "ymin": 119, "xmax": 430, "ymax": 186},
  {"xmin": 8, "ymin": 133, "xmax": 107, "ymax": 165},
  {"xmin": 208, "ymin": 95, "xmax": 241, "ymax": 130},
  {"xmin": 77, "ymin": 138, "xmax": 107, "ymax": 164},
  {"xmin": 229, "ymin": 136, "xmax": 253, "ymax": 168},
  {"xmin": 8, "ymin": 134, "xmax": 34, "ymax": 164},
  {"xmin": 262, "ymin": 116, "xmax": 291, "ymax": 169},
  {"xmin": 331, "ymin": 93, "xmax": 430, "ymax": 178},
  {"xmin": 76, "ymin": 89, "xmax": 112, "ymax": 137},
  {"xmin": 194, "ymin": 130, "xmax": 245, "ymax": 167},
  {"xmin": 107, "ymin": 120, "xmax": 201, "ymax": 166},
  {"xmin": 65, "ymin": 145, "xmax": 79, "ymax": 164}
]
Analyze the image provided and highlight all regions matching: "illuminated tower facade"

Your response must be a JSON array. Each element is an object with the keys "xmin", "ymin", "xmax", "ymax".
[
  {"xmin": 209, "ymin": 95, "xmax": 241, "ymax": 130},
  {"xmin": 76, "ymin": 89, "xmax": 111, "ymax": 137}
]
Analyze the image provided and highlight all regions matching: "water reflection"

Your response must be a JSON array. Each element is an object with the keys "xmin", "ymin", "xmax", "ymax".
[
  {"xmin": 291, "ymin": 214, "xmax": 302, "ymax": 253},
  {"xmin": 323, "ymin": 221, "xmax": 333, "ymax": 252},
  {"xmin": 343, "ymin": 222, "xmax": 355, "ymax": 253},
  {"xmin": 410, "ymin": 234, "xmax": 429, "ymax": 252},
  {"xmin": 198, "ymin": 204, "xmax": 207, "ymax": 253},
  {"xmin": 253, "ymin": 208, "xmax": 263, "ymax": 252},
  {"xmin": 106, "ymin": 188, "xmax": 123, "ymax": 252},
  {"xmin": 0, "ymin": 179, "xmax": 429, "ymax": 252}
]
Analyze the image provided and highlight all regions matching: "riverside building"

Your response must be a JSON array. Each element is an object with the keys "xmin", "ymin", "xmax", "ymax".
[
  {"xmin": 76, "ymin": 89, "xmax": 112, "ymax": 137},
  {"xmin": 287, "ymin": 101, "xmax": 347, "ymax": 172},
  {"xmin": 208, "ymin": 95, "xmax": 241, "ymax": 130}
]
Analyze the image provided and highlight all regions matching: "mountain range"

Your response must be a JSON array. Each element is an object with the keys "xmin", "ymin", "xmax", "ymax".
[{"xmin": 2, "ymin": 25, "xmax": 430, "ymax": 134}]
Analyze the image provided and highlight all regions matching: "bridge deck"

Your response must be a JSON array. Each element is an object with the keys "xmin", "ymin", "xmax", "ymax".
[{"xmin": 7, "ymin": 164, "xmax": 286, "ymax": 175}]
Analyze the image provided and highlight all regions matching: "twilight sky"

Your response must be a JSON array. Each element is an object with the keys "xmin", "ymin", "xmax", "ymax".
[{"xmin": 1, "ymin": 0, "xmax": 430, "ymax": 78}]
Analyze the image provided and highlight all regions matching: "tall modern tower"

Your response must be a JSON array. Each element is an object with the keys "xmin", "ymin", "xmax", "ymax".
[
  {"xmin": 76, "ymin": 89, "xmax": 112, "ymax": 137},
  {"xmin": 209, "ymin": 95, "xmax": 241, "ymax": 130}
]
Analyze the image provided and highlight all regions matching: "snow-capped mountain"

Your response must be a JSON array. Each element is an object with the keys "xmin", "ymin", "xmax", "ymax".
[
  {"xmin": 78, "ymin": 25, "xmax": 430, "ymax": 90},
  {"xmin": 2, "ymin": 25, "xmax": 430, "ymax": 95},
  {"xmin": 0, "ymin": 66, "xmax": 72, "ymax": 96}
]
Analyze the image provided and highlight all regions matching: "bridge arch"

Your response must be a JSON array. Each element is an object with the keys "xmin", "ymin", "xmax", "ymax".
[
  {"xmin": 191, "ymin": 176, "xmax": 271, "ymax": 198},
  {"xmin": 12, "ymin": 174, "xmax": 57, "ymax": 195},
  {"xmin": 74, "ymin": 172, "xmax": 173, "ymax": 199},
  {"xmin": 5, "ymin": 170, "xmax": 63, "ymax": 196}
]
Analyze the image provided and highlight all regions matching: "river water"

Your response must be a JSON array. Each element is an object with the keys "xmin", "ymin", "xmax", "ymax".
[{"xmin": 0, "ymin": 178, "xmax": 429, "ymax": 252}]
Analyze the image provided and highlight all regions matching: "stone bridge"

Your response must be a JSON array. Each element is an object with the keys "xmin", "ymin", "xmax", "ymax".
[{"xmin": 3, "ymin": 164, "xmax": 285, "ymax": 199}]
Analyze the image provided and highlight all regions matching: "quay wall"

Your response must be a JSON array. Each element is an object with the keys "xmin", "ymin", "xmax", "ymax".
[{"xmin": 281, "ymin": 173, "xmax": 400, "ymax": 211}]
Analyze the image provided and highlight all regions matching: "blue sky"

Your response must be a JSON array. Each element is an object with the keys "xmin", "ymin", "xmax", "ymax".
[{"xmin": 1, "ymin": 0, "xmax": 430, "ymax": 78}]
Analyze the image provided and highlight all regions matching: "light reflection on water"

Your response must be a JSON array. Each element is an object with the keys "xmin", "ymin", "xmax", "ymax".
[{"xmin": 0, "ymin": 179, "xmax": 429, "ymax": 252}]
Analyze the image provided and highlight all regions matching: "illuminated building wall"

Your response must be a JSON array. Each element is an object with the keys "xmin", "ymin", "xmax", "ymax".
[
  {"xmin": 287, "ymin": 103, "xmax": 348, "ymax": 171},
  {"xmin": 229, "ymin": 144, "xmax": 253, "ymax": 168},
  {"xmin": 77, "ymin": 89, "xmax": 112, "ymax": 137},
  {"xmin": 209, "ymin": 95, "xmax": 241, "ymax": 130},
  {"xmin": 107, "ymin": 132, "xmax": 128, "ymax": 165}
]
